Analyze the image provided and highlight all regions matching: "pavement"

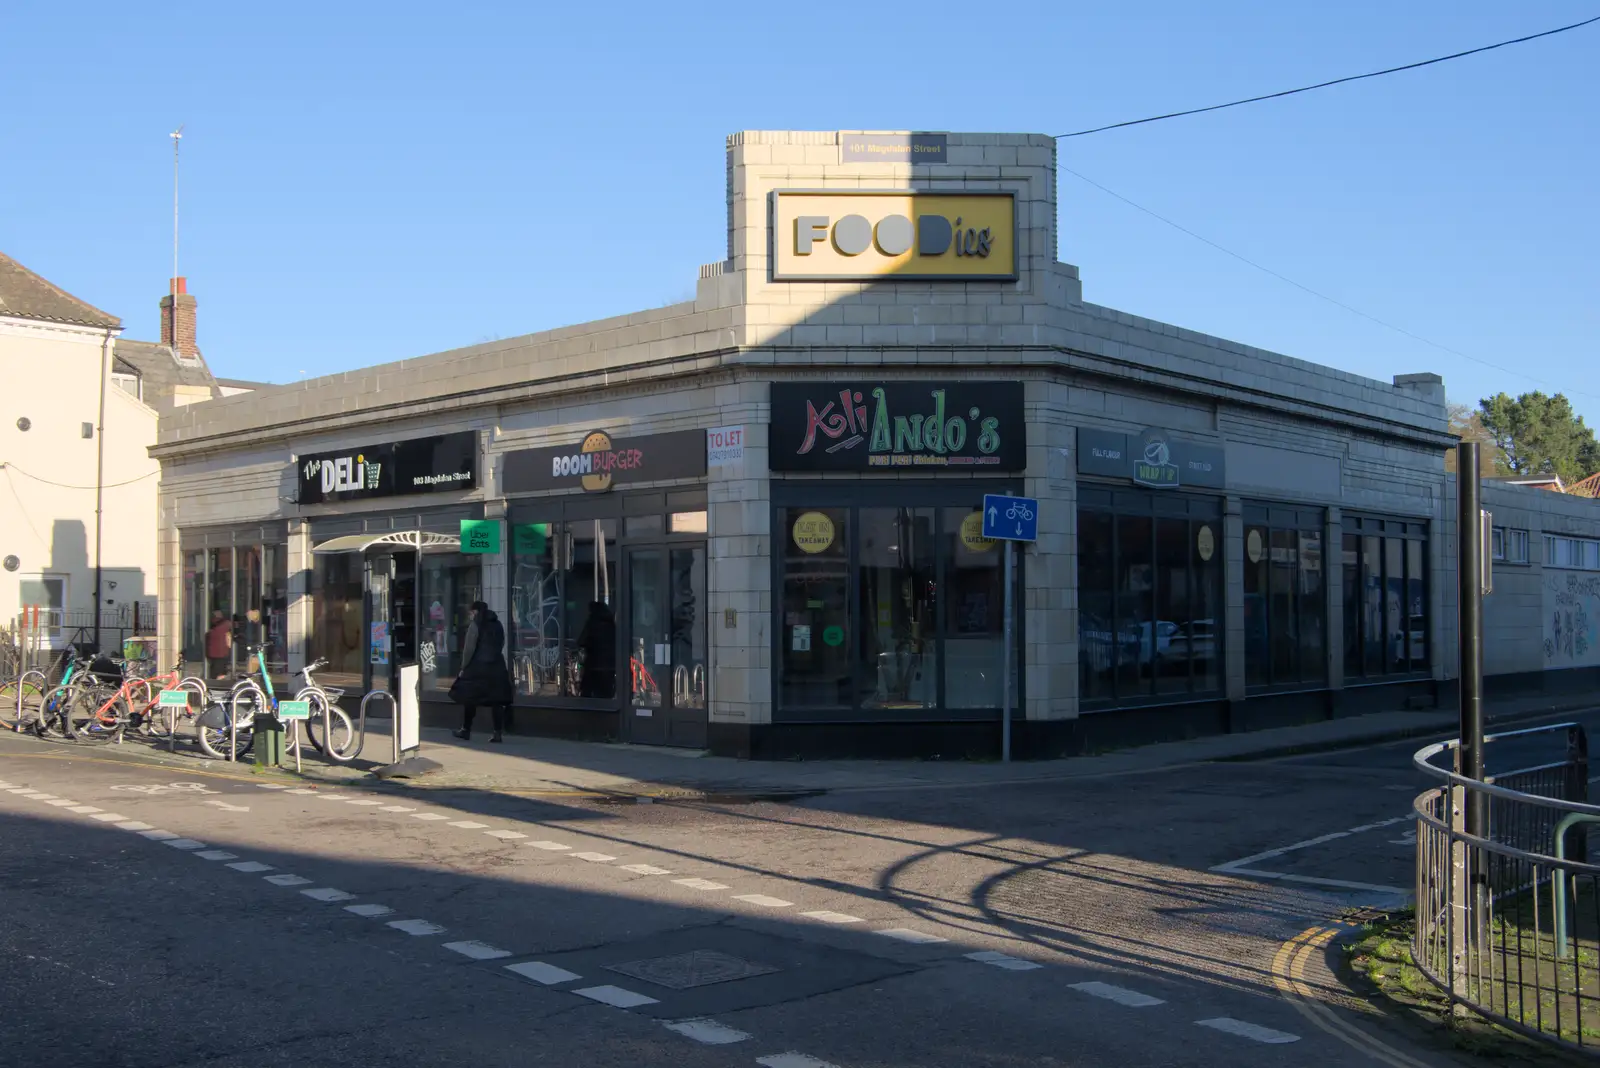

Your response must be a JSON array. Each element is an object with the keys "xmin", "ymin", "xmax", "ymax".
[{"xmin": 2, "ymin": 693, "xmax": 1594, "ymax": 1066}]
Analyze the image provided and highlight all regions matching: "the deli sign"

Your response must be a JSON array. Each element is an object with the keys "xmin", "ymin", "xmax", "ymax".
[
  {"xmin": 296, "ymin": 432, "xmax": 477, "ymax": 505},
  {"xmin": 771, "ymin": 191, "xmax": 1016, "ymax": 281},
  {"xmin": 770, "ymin": 382, "xmax": 1025, "ymax": 472}
]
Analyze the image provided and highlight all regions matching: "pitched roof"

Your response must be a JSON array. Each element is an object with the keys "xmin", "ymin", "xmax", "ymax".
[
  {"xmin": 113, "ymin": 338, "xmax": 220, "ymax": 405},
  {"xmin": 1571, "ymin": 472, "xmax": 1600, "ymax": 499},
  {"xmin": 0, "ymin": 251, "xmax": 121, "ymax": 329}
]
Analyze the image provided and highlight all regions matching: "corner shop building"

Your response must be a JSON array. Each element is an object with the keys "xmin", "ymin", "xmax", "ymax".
[{"xmin": 153, "ymin": 129, "xmax": 1474, "ymax": 760}]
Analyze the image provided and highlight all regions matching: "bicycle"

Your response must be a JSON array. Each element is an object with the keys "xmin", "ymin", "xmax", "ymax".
[
  {"xmin": 200, "ymin": 648, "xmax": 354, "ymax": 761},
  {"xmin": 66, "ymin": 661, "xmax": 209, "ymax": 744}
]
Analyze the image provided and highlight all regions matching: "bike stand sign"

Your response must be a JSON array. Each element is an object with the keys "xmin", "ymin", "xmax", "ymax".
[
  {"xmin": 278, "ymin": 699, "xmax": 311, "ymax": 774},
  {"xmin": 981, "ymin": 493, "xmax": 1038, "ymax": 763},
  {"xmin": 157, "ymin": 689, "xmax": 190, "ymax": 754}
]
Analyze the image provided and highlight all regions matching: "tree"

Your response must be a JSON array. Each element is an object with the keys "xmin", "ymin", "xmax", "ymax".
[
  {"xmin": 1445, "ymin": 401, "xmax": 1504, "ymax": 474},
  {"xmin": 1477, "ymin": 391, "xmax": 1600, "ymax": 483}
]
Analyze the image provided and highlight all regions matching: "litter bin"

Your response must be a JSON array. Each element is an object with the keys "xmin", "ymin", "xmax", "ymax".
[{"xmin": 253, "ymin": 712, "xmax": 285, "ymax": 767}]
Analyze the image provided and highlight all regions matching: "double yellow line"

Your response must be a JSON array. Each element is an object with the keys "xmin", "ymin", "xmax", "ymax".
[{"xmin": 1271, "ymin": 925, "xmax": 1438, "ymax": 1068}]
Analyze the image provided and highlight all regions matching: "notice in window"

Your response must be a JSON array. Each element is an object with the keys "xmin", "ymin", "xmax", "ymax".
[{"xmin": 791, "ymin": 625, "xmax": 812, "ymax": 652}]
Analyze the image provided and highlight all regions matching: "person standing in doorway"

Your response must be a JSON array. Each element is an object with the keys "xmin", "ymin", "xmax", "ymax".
[
  {"xmin": 205, "ymin": 610, "xmax": 232, "ymax": 680},
  {"xmin": 450, "ymin": 601, "xmax": 514, "ymax": 742}
]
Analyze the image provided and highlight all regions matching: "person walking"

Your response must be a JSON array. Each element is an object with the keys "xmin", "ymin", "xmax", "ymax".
[
  {"xmin": 205, "ymin": 610, "xmax": 233, "ymax": 680},
  {"xmin": 449, "ymin": 601, "xmax": 514, "ymax": 742}
]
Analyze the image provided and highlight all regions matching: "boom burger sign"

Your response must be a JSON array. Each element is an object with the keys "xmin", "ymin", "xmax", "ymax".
[{"xmin": 502, "ymin": 428, "xmax": 708, "ymax": 495}]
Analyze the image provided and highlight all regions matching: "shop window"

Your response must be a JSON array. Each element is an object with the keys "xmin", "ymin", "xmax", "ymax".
[
  {"xmin": 1243, "ymin": 506, "xmax": 1325, "ymax": 690},
  {"xmin": 1077, "ymin": 490, "xmax": 1222, "ymax": 706},
  {"xmin": 418, "ymin": 555, "xmax": 482, "ymax": 692},
  {"xmin": 779, "ymin": 507, "xmax": 852, "ymax": 709},
  {"xmin": 182, "ymin": 550, "xmax": 206, "ymax": 669},
  {"xmin": 311, "ymin": 553, "xmax": 364, "ymax": 678},
  {"xmin": 1342, "ymin": 515, "xmax": 1429, "ymax": 679},
  {"xmin": 508, "ymin": 518, "xmax": 618, "ymax": 700}
]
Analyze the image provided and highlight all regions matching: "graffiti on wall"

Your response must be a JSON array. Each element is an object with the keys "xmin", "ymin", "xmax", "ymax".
[{"xmin": 1544, "ymin": 572, "xmax": 1600, "ymax": 668}]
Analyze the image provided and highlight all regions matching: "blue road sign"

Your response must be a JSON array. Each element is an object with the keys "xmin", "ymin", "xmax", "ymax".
[{"xmin": 982, "ymin": 494, "xmax": 1038, "ymax": 542}]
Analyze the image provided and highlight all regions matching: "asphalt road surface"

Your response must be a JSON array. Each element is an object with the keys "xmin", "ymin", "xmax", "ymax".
[{"xmin": 0, "ymin": 725, "xmax": 1510, "ymax": 1068}]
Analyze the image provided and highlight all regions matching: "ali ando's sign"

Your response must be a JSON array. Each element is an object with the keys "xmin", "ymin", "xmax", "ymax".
[
  {"xmin": 502, "ymin": 428, "xmax": 708, "ymax": 495},
  {"xmin": 296, "ymin": 431, "xmax": 477, "ymax": 505},
  {"xmin": 770, "ymin": 381, "xmax": 1025, "ymax": 473},
  {"xmin": 770, "ymin": 191, "xmax": 1016, "ymax": 281}
]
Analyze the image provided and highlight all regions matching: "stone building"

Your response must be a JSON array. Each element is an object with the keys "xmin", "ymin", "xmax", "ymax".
[{"xmin": 153, "ymin": 130, "xmax": 1595, "ymax": 759}]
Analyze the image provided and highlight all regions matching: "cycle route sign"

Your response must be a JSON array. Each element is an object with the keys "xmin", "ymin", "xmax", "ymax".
[{"xmin": 982, "ymin": 494, "xmax": 1038, "ymax": 542}]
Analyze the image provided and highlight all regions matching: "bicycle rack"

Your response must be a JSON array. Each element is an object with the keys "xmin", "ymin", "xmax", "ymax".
[
  {"xmin": 12, "ymin": 670, "xmax": 46, "ymax": 729},
  {"xmin": 325, "ymin": 689, "xmax": 384, "ymax": 765}
]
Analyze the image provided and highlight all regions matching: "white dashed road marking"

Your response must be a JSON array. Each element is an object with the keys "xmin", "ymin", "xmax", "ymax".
[
  {"xmin": 448, "ymin": 820, "xmax": 488, "ymax": 829},
  {"xmin": 45, "ymin": 799, "xmax": 78, "ymax": 807},
  {"xmin": 344, "ymin": 903, "xmax": 394, "ymax": 917},
  {"xmin": 443, "ymin": 940, "xmax": 512, "ymax": 960},
  {"xmin": 90, "ymin": 812, "xmax": 129, "ymax": 822},
  {"xmin": 162, "ymin": 838, "xmax": 206, "ymax": 850},
  {"xmin": 411, "ymin": 813, "xmax": 450, "ymax": 821},
  {"xmin": 734, "ymin": 894, "xmax": 793, "ymax": 908},
  {"xmin": 573, "ymin": 985, "xmax": 659, "ymax": 1009},
  {"xmin": 387, "ymin": 919, "xmax": 446, "ymax": 936},
  {"xmin": 227, "ymin": 861, "xmax": 274, "ymax": 873},
  {"xmin": 619, "ymin": 864, "xmax": 672, "ymax": 875},
  {"xmin": 571, "ymin": 852, "xmax": 617, "ymax": 863},
  {"xmin": 1196, "ymin": 1018, "xmax": 1301, "ymax": 1044},
  {"xmin": 265, "ymin": 874, "xmax": 312, "ymax": 887},
  {"xmin": 663, "ymin": 1018, "xmax": 751, "ymax": 1045},
  {"xmin": 875, "ymin": 928, "xmax": 948, "ymax": 945},
  {"xmin": 194, "ymin": 850, "xmax": 238, "ymax": 861},
  {"xmin": 73, "ymin": 807, "xmax": 108, "ymax": 815},
  {"xmin": 115, "ymin": 821, "xmax": 154, "ymax": 831},
  {"xmin": 345, "ymin": 799, "xmax": 385, "ymax": 806},
  {"xmin": 801, "ymin": 911, "xmax": 863, "ymax": 925},
  {"xmin": 966, "ymin": 950, "xmax": 1042, "ymax": 971},
  {"xmin": 254, "ymin": 783, "xmax": 289, "ymax": 789},
  {"xmin": 378, "ymin": 805, "xmax": 413, "ymax": 812},
  {"xmin": 1069, "ymin": 981, "xmax": 1164, "ymax": 1006},
  {"xmin": 484, "ymin": 829, "xmax": 526, "ymax": 840},
  {"xmin": 526, "ymin": 841, "xmax": 570, "ymax": 851},
  {"xmin": 284, "ymin": 789, "xmax": 318, "ymax": 795},
  {"xmin": 301, "ymin": 888, "xmax": 356, "ymax": 902},
  {"xmin": 674, "ymin": 878, "xmax": 729, "ymax": 891},
  {"xmin": 505, "ymin": 961, "xmax": 581, "ymax": 985},
  {"xmin": 756, "ymin": 1054, "xmax": 841, "ymax": 1068},
  {"xmin": 139, "ymin": 829, "xmax": 178, "ymax": 840}
]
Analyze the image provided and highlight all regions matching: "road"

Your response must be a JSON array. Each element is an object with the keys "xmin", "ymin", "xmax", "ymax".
[{"xmin": 0, "ymin": 718, "xmax": 1542, "ymax": 1068}]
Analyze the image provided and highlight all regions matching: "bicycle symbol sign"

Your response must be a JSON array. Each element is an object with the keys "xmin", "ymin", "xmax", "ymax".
[
  {"xmin": 110, "ymin": 781, "xmax": 217, "ymax": 796},
  {"xmin": 981, "ymin": 494, "xmax": 1039, "ymax": 543}
]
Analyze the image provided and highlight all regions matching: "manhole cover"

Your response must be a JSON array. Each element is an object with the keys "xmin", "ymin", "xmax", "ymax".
[{"xmin": 606, "ymin": 950, "xmax": 777, "ymax": 990}]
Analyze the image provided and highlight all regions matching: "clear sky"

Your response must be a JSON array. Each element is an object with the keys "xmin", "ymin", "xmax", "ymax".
[{"xmin": 3, "ymin": 2, "xmax": 1595, "ymax": 423}]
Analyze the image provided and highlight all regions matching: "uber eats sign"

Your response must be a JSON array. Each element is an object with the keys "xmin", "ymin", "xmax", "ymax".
[{"xmin": 770, "ymin": 191, "xmax": 1016, "ymax": 281}]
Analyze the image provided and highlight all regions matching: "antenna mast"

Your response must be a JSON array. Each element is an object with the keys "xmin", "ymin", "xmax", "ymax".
[{"xmin": 170, "ymin": 125, "xmax": 184, "ymax": 294}]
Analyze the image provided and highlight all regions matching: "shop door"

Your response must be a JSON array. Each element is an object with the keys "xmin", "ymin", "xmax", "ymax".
[
  {"xmin": 363, "ymin": 552, "xmax": 418, "ymax": 692},
  {"xmin": 623, "ymin": 545, "xmax": 708, "ymax": 748}
]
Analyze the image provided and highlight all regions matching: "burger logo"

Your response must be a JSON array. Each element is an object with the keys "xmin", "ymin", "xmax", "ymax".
[{"xmin": 548, "ymin": 429, "xmax": 645, "ymax": 493}]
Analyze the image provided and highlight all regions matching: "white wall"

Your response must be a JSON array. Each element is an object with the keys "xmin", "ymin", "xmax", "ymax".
[{"xmin": 0, "ymin": 316, "xmax": 159, "ymax": 628}]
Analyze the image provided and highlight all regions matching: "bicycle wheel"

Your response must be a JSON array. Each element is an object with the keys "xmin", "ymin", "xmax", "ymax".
[
  {"xmin": 64, "ymin": 686, "xmax": 120, "ymax": 745},
  {"xmin": 196, "ymin": 686, "xmax": 259, "ymax": 759},
  {"xmin": 0, "ymin": 678, "xmax": 44, "ymax": 732},
  {"xmin": 303, "ymin": 690, "xmax": 357, "ymax": 761}
]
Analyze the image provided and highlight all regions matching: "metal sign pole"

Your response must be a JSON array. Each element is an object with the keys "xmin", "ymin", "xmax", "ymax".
[{"xmin": 1002, "ymin": 536, "xmax": 1013, "ymax": 764}]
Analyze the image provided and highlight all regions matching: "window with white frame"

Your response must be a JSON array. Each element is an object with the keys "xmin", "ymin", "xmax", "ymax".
[
  {"xmin": 110, "ymin": 370, "xmax": 142, "ymax": 401},
  {"xmin": 1493, "ymin": 527, "xmax": 1529, "ymax": 565},
  {"xmin": 1545, "ymin": 534, "xmax": 1600, "ymax": 571}
]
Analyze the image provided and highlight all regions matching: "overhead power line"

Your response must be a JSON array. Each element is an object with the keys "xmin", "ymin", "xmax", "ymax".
[
  {"xmin": 0, "ymin": 463, "xmax": 159, "ymax": 491},
  {"xmin": 1058, "ymin": 165, "xmax": 1599, "ymax": 404},
  {"xmin": 1056, "ymin": 15, "xmax": 1600, "ymax": 139}
]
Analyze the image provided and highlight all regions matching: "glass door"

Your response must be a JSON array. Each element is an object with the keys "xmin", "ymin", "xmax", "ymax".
[
  {"xmin": 623, "ymin": 544, "xmax": 708, "ymax": 748},
  {"xmin": 364, "ymin": 556, "xmax": 392, "ymax": 693},
  {"xmin": 624, "ymin": 548, "xmax": 667, "ymax": 744}
]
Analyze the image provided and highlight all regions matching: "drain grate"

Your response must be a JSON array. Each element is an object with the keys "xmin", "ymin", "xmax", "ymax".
[{"xmin": 606, "ymin": 950, "xmax": 777, "ymax": 990}]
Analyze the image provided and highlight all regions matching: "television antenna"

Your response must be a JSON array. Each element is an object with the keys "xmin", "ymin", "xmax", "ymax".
[{"xmin": 170, "ymin": 125, "xmax": 184, "ymax": 294}]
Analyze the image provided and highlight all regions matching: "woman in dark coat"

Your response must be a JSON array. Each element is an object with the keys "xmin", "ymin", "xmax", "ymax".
[{"xmin": 450, "ymin": 601, "xmax": 514, "ymax": 742}]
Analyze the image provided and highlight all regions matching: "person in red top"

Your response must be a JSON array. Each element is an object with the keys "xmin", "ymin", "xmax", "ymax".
[{"xmin": 205, "ymin": 610, "xmax": 233, "ymax": 679}]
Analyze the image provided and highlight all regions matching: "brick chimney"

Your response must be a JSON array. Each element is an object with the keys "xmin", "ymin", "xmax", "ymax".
[{"xmin": 159, "ymin": 277, "xmax": 201, "ymax": 360}]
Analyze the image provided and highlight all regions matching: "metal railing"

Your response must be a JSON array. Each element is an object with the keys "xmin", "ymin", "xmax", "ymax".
[{"xmin": 1414, "ymin": 723, "xmax": 1600, "ymax": 1053}]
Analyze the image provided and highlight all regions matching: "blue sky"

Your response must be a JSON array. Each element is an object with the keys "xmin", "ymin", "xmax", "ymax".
[{"xmin": 3, "ymin": 2, "xmax": 1595, "ymax": 423}]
